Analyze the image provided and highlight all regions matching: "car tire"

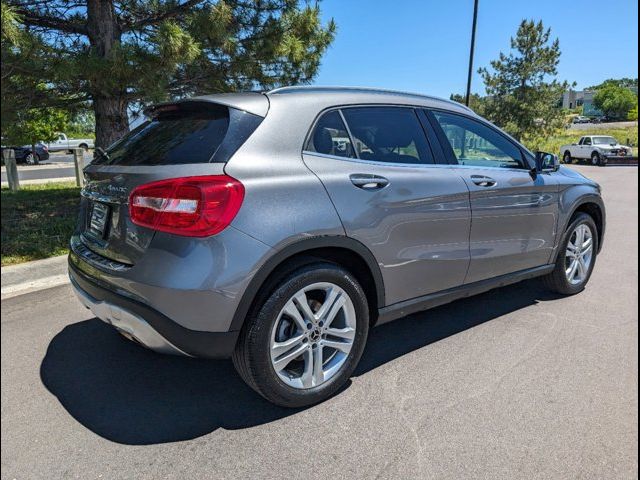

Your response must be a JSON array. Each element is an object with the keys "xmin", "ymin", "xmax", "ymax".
[
  {"xmin": 25, "ymin": 152, "xmax": 40, "ymax": 165},
  {"xmin": 79, "ymin": 143, "xmax": 89, "ymax": 152},
  {"xmin": 232, "ymin": 261, "xmax": 369, "ymax": 408},
  {"xmin": 562, "ymin": 151, "xmax": 573, "ymax": 164},
  {"xmin": 543, "ymin": 212, "xmax": 598, "ymax": 295},
  {"xmin": 591, "ymin": 151, "xmax": 601, "ymax": 166}
]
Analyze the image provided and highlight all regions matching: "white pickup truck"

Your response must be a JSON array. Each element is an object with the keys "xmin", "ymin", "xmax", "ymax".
[
  {"xmin": 45, "ymin": 133, "xmax": 94, "ymax": 153},
  {"xmin": 560, "ymin": 135, "xmax": 633, "ymax": 166}
]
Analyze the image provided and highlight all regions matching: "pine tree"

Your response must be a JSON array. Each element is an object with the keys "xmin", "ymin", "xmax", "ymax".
[
  {"xmin": 2, "ymin": 1, "xmax": 336, "ymax": 148},
  {"xmin": 479, "ymin": 20, "xmax": 571, "ymax": 144}
]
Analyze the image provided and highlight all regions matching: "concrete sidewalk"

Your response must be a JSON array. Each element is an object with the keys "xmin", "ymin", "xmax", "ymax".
[{"xmin": 1, "ymin": 255, "xmax": 69, "ymax": 300}]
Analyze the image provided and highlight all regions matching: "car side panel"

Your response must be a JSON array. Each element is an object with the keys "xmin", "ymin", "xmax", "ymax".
[
  {"xmin": 223, "ymin": 104, "xmax": 347, "ymax": 249},
  {"xmin": 457, "ymin": 168, "xmax": 560, "ymax": 282},
  {"xmin": 303, "ymin": 155, "xmax": 472, "ymax": 305},
  {"xmin": 550, "ymin": 172, "xmax": 606, "ymax": 261}
]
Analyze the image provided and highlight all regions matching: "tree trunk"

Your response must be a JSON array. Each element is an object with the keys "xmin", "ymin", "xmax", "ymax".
[
  {"xmin": 86, "ymin": 0, "xmax": 129, "ymax": 149},
  {"xmin": 93, "ymin": 96, "xmax": 130, "ymax": 149}
]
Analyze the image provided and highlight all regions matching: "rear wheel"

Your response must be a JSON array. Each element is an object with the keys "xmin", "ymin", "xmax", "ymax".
[
  {"xmin": 79, "ymin": 143, "xmax": 89, "ymax": 152},
  {"xmin": 591, "ymin": 151, "xmax": 601, "ymax": 166},
  {"xmin": 562, "ymin": 151, "xmax": 573, "ymax": 164},
  {"xmin": 233, "ymin": 262, "xmax": 369, "ymax": 408},
  {"xmin": 543, "ymin": 213, "xmax": 598, "ymax": 295}
]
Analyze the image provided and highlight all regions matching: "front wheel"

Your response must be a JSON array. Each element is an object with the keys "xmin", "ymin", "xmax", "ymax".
[
  {"xmin": 591, "ymin": 151, "xmax": 601, "ymax": 166},
  {"xmin": 233, "ymin": 262, "xmax": 369, "ymax": 408},
  {"xmin": 25, "ymin": 152, "xmax": 40, "ymax": 165},
  {"xmin": 543, "ymin": 213, "xmax": 598, "ymax": 295}
]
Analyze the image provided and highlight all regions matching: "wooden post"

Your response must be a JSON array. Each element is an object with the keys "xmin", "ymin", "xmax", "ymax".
[
  {"xmin": 73, "ymin": 148, "xmax": 85, "ymax": 187},
  {"xmin": 3, "ymin": 149, "xmax": 20, "ymax": 191}
]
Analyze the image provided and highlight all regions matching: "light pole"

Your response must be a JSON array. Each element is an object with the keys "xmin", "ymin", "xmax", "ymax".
[{"xmin": 465, "ymin": 0, "xmax": 479, "ymax": 107}]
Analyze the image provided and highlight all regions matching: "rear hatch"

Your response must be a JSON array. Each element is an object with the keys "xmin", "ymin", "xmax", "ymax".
[{"xmin": 77, "ymin": 97, "xmax": 265, "ymax": 266}]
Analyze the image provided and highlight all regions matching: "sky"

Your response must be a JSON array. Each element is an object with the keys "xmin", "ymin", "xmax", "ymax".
[{"xmin": 313, "ymin": 0, "xmax": 639, "ymax": 98}]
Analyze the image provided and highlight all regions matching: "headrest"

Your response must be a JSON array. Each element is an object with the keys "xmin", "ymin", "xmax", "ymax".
[{"xmin": 313, "ymin": 127, "xmax": 334, "ymax": 154}]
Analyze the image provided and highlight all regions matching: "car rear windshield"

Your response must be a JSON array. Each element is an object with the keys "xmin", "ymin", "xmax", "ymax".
[{"xmin": 93, "ymin": 102, "xmax": 262, "ymax": 166}]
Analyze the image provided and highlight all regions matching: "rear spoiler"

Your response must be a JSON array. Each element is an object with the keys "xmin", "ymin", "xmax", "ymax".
[{"xmin": 145, "ymin": 92, "xmax": 270, "ymax": 119}]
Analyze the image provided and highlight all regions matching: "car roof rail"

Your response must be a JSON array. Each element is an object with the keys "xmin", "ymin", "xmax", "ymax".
[{"xmin": 267, "ymin": 85, "xmax": 475, "ymax": 112}]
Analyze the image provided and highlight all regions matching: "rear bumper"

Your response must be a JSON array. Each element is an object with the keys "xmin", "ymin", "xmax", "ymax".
[{"xmin": 69, "ymin": 262, "xmax": 239, "ymax": 358}]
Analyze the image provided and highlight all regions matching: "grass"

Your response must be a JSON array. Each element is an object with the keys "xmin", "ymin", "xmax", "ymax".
[
  {"xmin": 526, "ymin": 124, "xmax": 639, "ymax": 156},
  {"xmin": 1, "ymin": 182, "xmax": 80, "ymax": 266}
]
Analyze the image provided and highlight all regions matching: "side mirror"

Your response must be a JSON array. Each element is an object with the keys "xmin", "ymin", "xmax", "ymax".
[{"xmin": 535, "ymin": 151, "xmax": 559, "ymax": 172}]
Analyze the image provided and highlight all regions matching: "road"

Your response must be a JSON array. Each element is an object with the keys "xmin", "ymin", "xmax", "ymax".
[
  {"xmin": 1, "ymin": 165, "xmax": 637, "ymax": 479},
  {"xmin": 1, "ymin": 152, "xmax": 89, "ymax": 183},
  {"xmin": 569, "ymin": 120, "xmax": 638, "ymax": 131}
]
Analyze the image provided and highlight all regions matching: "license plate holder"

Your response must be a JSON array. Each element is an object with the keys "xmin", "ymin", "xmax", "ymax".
[{"xmin": 88, "ymin": 202, "xmax": 110, "ymax": 238}]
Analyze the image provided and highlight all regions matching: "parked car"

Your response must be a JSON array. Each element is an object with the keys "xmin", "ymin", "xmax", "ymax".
[
  {"xmin": 69, "ymin": 86, "xmax": 606, "ymax": 407},
  {"xmin": 1, "ymin": 143, "xmax": 50, "ymax": 165},
  {"xmin": 560, "ymin": 135, "xmax": 633, "ymax": 165},
  {"xmin": 572, "ymin": 115, "xmax": 591, "ymax": 124},
  {"xmin": 45, "ymin": 132, "xmax": 94, "ymax": 153}
]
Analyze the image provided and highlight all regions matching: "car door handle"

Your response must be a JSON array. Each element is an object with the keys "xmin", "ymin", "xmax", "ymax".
[
  {"xmin": 349, "ymin": 174, "xmax": 389, "ymax": 190},
  {"xmin": 470, "ymin": 175, "xmax": 497, "ymax": 187}
]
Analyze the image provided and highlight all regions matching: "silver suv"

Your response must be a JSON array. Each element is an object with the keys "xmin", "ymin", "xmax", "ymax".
[{"xmin": 69, "ymin": 86, "xmax": 605, "ymax": 407}]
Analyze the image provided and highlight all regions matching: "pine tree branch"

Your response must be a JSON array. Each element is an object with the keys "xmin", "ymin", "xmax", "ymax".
[
  {"xmin": 13, "ymin": 7, "xmax": 88, "ymax": 35},
  {"xmin": 121, "ymin": 0, "xmax": 204, "ymax": 32}
]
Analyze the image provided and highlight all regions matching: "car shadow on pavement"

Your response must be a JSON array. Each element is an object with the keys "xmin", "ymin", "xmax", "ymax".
[{"xmin": 40, "ymin": 278, "xmax": 560, "ymax": 445}]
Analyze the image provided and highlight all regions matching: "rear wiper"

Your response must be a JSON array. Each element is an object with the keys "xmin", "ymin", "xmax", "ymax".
[{"xmin": 94, "ymin": 147, "xmax": 110, "ymax": 163}]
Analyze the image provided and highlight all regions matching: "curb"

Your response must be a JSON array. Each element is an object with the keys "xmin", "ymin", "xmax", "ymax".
[
  {"xmin": 1, "ymin": 255, "xmax": 69, "ymax": 299},
  {"xmin": 1, "ymin": 177, "xmax": 76, "ymax": 187}
]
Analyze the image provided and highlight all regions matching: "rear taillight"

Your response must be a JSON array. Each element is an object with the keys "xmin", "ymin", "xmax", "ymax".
[{"xmin": 129, "ymin": 175, "xmax": 244, "ymax": 237}]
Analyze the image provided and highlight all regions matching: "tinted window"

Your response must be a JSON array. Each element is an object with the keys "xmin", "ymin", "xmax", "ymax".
[
  {"xmin": 433, "ymin": 111, "xmax": 525, "ymax": 169},
  {"xmin": 94, "ymin": 104, "xmax": 233, "ymax": 166},
  {"xmin": 342, "ymin": 107, "xmax": 433, "ymax": 164},
  {"xmin": 305, "ymin": 110, "xmax": 354, "ymax": 158},
  {"xmin": 583, "ymin": 137, "xmax": 592, "ymax": 145}
]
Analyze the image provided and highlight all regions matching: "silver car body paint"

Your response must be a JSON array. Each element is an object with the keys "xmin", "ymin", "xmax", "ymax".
[{"xmin": 69, "ymin": 86, "xmax": 606, "ymax": 358}]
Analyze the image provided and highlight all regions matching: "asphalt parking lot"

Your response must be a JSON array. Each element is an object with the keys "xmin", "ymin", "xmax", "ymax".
[{"xmin": 1, "ymin": 165, "xmax": 637, "ymax": 479}]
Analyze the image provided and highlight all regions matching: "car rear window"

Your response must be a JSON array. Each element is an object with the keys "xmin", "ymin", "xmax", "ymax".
[
  {"xmin": 93, "ymin": 103, "xmax": 262, "ymax": 166},
  {"xmin": 341, "ymin": 107, "xmax": 434, "ymax": 164},
  {"xmin": 305, "ymin": 110, "xmax": 355, "ymax": 158}
]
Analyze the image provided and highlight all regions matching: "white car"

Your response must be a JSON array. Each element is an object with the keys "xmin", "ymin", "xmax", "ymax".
[
  {"xmin": 560, "ymin": 135, "xmax": 633, "ymax": 166},
  {"xmin": 572, "ymin": 116, "xmax": 591, "ymax": 124},
  {"xmin": 45, "ymin": 133, "xmax": 94, "ymax": 153}
]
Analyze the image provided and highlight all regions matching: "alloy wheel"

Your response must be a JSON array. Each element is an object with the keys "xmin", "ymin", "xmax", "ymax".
[
  {"xmin": 565, "ymin": 224, "xmax": 594, "ymax": 285},
  {"xmin": 269, "ymin": 282, "xmax": 356, "ymax": 389}
]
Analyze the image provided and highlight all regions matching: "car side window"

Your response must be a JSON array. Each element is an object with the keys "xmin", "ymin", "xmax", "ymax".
[
  {"xmin": 341, "ymin": 107, "xmax": 434, "ymax": 164},
  {"xmin": 305, "ymin": 110, "xmax": 355, "ymax": 158},
  {"xmin": 432, "ymin": 111, "xmax": 525, "ymax": 169},
  {"xmin": 583, "ymin": 137, "xmax": 592, "ymax": 145}
]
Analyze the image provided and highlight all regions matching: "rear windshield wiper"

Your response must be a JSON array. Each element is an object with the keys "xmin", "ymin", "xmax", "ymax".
[{"xmin": 94, "ymin": 147, "xmax": 110, "ymax": 163}]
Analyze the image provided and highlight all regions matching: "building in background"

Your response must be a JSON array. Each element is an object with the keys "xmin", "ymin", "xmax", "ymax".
[
  {"xmin": 562, "ymin": 90, "xmax": 603, "ymax": 117},
  {"xmin": 563, "ymin": 84, "xmax": 639, "ymax": 117}
]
